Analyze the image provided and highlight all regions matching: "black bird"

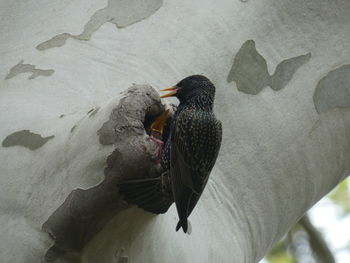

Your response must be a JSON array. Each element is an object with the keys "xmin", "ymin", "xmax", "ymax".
[
  {"xmin": 160, "ymin": 75, "xmax": 222, "ymax": 232},
  {"xmin": 118, "ymin": 75, "xmax": 222, "ymax": 233}
]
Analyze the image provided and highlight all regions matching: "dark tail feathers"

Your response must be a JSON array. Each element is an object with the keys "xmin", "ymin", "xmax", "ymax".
[{"xmin": 176, "ymin": 218, "xmax": 188, "ymax": 233}]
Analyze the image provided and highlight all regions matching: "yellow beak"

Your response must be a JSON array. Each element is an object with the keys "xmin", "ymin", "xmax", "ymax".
[
  {"xmin": 150, "ymin": 109, "xmax": 170, "ymax": 135},
  {"xmin": 160, "ymin": 86, "xmax": 177, "ymax": 98}
]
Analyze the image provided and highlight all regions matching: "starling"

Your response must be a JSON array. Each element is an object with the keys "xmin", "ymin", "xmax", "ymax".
[
  {"xmin": 118, "ymin": 75, "xmax": 222, "ymax": 233},
  {"xmin": 160, "ymin": 75, "xmax": 222, "ymax": 233}
]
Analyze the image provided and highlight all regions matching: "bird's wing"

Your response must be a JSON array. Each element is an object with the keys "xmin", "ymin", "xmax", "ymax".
[
  {"xmin": 170, "ymin": 109, "xmax": 204, "ymax": 194},
  {"xmin": 171, "ymin": 110, "xmax": 222, "ymax": 192},
  {"xmin": 170, "ymin": 109, "xmax": 222, "ymax": 231},
  {"xmin": 186, "ymin": 118, "xmax": 222, "ymax": 217},
  {"xmin": 118, "ymin": 176, "xmax": 173, "ymax": 214}
]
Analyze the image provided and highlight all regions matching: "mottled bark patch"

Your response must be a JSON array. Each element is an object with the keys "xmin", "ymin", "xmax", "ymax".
[
  {"xmin": 5, "ymin": 60, "xmax": 54, "ymax": 80},
  {"xmin": 313, "ymin": 65, "xmax": 350, "ymax": 113},
  {"xmin": 227, "ymin": 40, "xmax": 310, "ymax": 95},
  {"xmin": 115, "ymin": 248, "xmax": 129, "ymax": 263},
  {"xmin": 36, "ymin": 0, "xmax": 163, "ymax": 51},
  {"xmin": 2, "ymin": 130, "xmax": 54, "ymax": 150},
  {"xmin": 70, "ymin": 125, "xmax": 77, "ymax": 133},
  {"xmin": 98, "ymin": 85, "xmax": 163, "ymax": 145},
  {"xmin": 43, "ymin": 85, "xmax": 165, "ymax": 262},
  {"xmin": 89, "ymin": 107, "xmax": 100, "ymax": 117}
]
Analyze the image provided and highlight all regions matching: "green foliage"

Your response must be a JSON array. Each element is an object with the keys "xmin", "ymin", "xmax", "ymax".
[
  {"xmin": 328, "ymin": 179, "xmax": 350, "ymax": 214},
  {"xmin": 265, "ymin": 241, "xmax": 295, "ymax": 263},
  {"xmin": 266, "ymin": 178, "xmax": 350, "ymax": 263}
]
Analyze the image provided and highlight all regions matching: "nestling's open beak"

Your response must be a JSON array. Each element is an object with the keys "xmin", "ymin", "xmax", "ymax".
[
  {"xmin": 160, "ymin": 86, "xmax": 177, "ymax": 98},
  {"xmin": 150, "ymin": 109, "xmax": 170, "ymax": 136}
]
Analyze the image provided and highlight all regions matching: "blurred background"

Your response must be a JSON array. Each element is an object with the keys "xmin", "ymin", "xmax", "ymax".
[{"xmin": 262, "ymin": 178, "xmax": 350, "ymax": 263}]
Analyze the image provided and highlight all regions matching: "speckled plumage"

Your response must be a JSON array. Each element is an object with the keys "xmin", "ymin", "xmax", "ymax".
[
  {"xmin": 162, "ymin": 75, "xmax": 222, "ymax": 233},
  {"xmin": 118, "ymin": 75, "xmax": 222, "ymax": 233}
]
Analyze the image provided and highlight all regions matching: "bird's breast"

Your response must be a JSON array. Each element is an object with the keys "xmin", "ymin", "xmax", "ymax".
[{"xmin": 176, "ymin": 107, "xmax": 222, "ymax": 171}]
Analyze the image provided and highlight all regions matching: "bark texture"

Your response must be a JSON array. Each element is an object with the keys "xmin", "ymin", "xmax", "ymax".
[{"xmin": 0, "ymin": 0, "xmax": 350, "ymax": 263}]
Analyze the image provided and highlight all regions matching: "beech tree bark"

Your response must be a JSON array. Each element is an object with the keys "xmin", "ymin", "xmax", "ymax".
[{"xmin": 1, "ymin": 0, "xmax": 350, "ymax": 263}]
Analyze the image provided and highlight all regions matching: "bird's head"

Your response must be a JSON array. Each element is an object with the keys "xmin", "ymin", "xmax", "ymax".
[{"xmin": 160, "ymin": 75, "xmax": 215, "ymax": 103}]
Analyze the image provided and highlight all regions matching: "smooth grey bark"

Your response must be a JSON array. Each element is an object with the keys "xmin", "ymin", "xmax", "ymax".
[{"xmin": 1, "ymin": 0, "xmax": 350, "ymax": 263}]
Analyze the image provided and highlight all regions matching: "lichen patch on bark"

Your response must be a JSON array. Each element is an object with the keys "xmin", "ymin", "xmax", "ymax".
[
  {"xmin": 313, "ymin": 65, "xmax": 350, "ymax": 113},
  {"xmin": 227, "ymin": 40, "xmax": 311, "ymax": 95},
  {"xmin": 5, "ymin": 60, "xmax": 54, "ymax": 80},
  {"xmin": 2, "ymin": 130, "xmax": 54, "ymax": 150},
  {"xmin": 36, "ymin": 0, "xmax": 163, "ymax": 51}
]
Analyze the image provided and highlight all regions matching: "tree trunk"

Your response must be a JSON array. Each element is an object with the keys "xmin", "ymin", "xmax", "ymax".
[{"xmin": 1, "ymin": 0, "xmax": 350, "ymax": 262}]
